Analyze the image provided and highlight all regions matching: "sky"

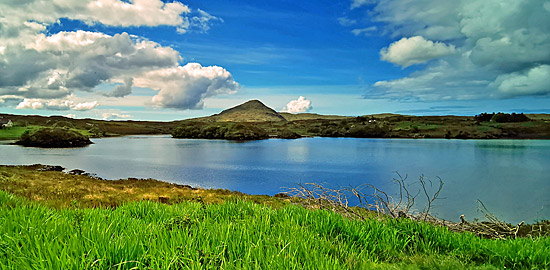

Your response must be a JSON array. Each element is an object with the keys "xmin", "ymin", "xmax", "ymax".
[{"xmin": 0, "ymin": 0, "xmax": 549, "ymax": 121}]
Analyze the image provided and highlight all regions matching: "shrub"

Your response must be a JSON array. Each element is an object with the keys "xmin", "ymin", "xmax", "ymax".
[{"xmin": 16, "ymin": 127, "xmax": 92, "ymax": 148}]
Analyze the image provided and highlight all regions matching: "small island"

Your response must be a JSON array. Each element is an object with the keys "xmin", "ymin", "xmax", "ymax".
[{"xmin": 15, "ymin": 127, "xmax": 93, "ymax": 148}]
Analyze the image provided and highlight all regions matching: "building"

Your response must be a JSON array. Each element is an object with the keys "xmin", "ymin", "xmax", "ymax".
[{"xmin": 0, "ymin": 118, "xmax": 13, "ymax": 128}]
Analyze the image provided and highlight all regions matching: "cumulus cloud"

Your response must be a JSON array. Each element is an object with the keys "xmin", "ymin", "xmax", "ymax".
[
  {"xmin": 15, "ymin": 96, "xmax": 99, "ymax": 111},
  {"xmin": 492, "ymin": 65, "xmax": 550, "ymax": 96},
  {"xmin": 351, "ymin": 26, "xmax": 377, "ymax": 36},
  {"xmin": 380, "ymin": 36, "xmax": 455, "ymax": 68},
  {"xmin": 0, "ymin": 0, "xmax": 190, "ymax": 37},
  {"xmin": 104, "ymin": 78, "xmax": 134, "ymax": 98},
  {"xmin": 0, "ymin": 31, "xmax": 180, "ymax": 101},
  {"xmin": 102, "ymin": 112, "xmax": 132, "ymax": 120},
  {"xmin": 135, "ymin": 63, "xmax": 239, "ymax": 110},
  {"xmin": 282, "ymin": 96, "xmax": 312, "ymax": 113},
  {"xmin": 363, "ymin": 0, "xmax": 550, "ymax": 100},
  {"xmin": 0, "ymin": 0, "xmax": 233, "ymax": 112}
]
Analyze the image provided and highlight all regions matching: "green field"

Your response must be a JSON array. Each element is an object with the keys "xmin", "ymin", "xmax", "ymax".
[
  {"xmin": 0, "ymin": 126, "xmax": 41, "ymax": 140},
  {"xmin": 1, "ymin": 190, "xmax": 549, "ymax": 269},
  {"xmin": 0, "ymin": 125, "xmax": 94, "ymax": 140}
]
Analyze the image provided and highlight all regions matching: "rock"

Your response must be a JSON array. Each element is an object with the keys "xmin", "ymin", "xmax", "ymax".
[
  {"xmin": 35, "ymin": 165, "xmax": 65, "ymax": 171},
  {"xmin": 68, "ymin": 169, "xmax": 87, "ymax": 175}
]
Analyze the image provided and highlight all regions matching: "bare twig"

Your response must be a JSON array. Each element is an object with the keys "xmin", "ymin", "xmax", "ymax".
[{"xmin": 285, "ymin": 174, "xmax": 541, "ymax": 239}]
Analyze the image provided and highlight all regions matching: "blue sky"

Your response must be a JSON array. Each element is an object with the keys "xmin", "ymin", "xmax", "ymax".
[{"xmin": 1, "ymin": 0, "xmax": 549, "ymax": 120}]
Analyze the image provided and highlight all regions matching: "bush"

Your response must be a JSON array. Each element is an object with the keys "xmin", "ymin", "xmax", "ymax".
[
  {"xmin": 88, "ymin": 126, "xmax": 104, "ymax": 137},
  {"xmin": 277, "ymin": 129, "xmax": 301, "ymax": 139},
  {"xmin": 475, "ymin": 112, "xmax": 530, "ymax": 123},
  {"xmin": 16, "ymin": 128, "xmax": 92, "ymax": 148},
  {"xmin": 491, "ymin": 112, "xmax": 530, "ymax": 123},
  {"xmin": 172, "ymin": 123, "xmax": 269, "ymax": 140},
  {"xmin": 225, "ymin": 124, "xmax": 269, "ymax": 140},
  {"xmin": 52, "ymin": 121, "xmax": 75, "ymax": 129}
]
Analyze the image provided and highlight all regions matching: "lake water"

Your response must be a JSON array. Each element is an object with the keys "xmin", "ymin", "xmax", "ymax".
[{"xmin": 1, "ymin": 136, "xmax": 548, "ymax": 223}]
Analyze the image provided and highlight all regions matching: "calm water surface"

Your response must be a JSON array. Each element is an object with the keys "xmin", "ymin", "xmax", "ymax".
[{"xmin": 1, "ymin": 136, "xmax": 548, "ymax": 223}]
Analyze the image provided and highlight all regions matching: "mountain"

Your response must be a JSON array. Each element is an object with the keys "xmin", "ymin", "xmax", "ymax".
[{"xmin": 195, "ymin": 100, "xmax": 287, "ymax": 122}]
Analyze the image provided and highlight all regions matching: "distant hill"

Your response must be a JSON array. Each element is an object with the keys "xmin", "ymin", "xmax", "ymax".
[
  {"xmin": 279, "ymin": 112, "xmax": 351, "ymax": 121},
  {"xmin": 187, "ymin": 100, "xmax": 359, "ymax": 123},
  {"xmin": 192, "ymin": 100, "xmax": 287, "ymax": 122}
]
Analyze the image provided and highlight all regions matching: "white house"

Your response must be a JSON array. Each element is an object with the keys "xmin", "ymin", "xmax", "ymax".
[{"xmin": 0, "ymin": 118, "xmax": 13, "ymax": 128}]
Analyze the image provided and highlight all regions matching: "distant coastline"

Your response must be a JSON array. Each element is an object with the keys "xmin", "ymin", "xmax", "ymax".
[{"xmin": 2, "ymin": 100, "xmax": 550, "ymax": 144}]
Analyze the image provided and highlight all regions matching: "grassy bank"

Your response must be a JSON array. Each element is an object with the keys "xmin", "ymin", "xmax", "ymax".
[
  {"xmin": 0, "ymin": 165, "xmax": 288, "ymax": 209},
  {"xmin": 1, "ymin": 191, "xmax": 549, "ymax": 269},
  {"xmin": 0, "ymin": 165, "xmax": 549, "ymax": 269}
]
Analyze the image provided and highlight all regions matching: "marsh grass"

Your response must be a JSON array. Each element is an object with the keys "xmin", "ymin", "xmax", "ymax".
[{"xmin": 0, "ymin": 165, "xmax": 292, "ymax": 209}]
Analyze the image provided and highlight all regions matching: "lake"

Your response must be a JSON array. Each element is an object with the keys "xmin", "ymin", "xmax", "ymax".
[{"xmin": 1, "ymin": 136, "xmax": 548, "ymax": 223}]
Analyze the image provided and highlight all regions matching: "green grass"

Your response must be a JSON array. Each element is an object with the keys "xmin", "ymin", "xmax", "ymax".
[
  {"xmin": 0, "ymin": 126, "xmax": 40, "ymax": 140},
  {"xmin": 0, "ymin": 190, "xmax": 548, "ymax": 269},
  {"xmin": 0, "ymin": 165, "xmax": 293, "ymax": 209},
  {"xmin": 0, "ymin": 125, "xmax": 93, "ymax": 140}
]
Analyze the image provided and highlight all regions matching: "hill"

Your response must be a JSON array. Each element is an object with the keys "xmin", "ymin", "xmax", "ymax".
[
  {"xmin": 279, "ymin": 112, "xmax": 351, "ymax": 121},
  {"xmin": 196, "ymin": 100, "xmax": 287, "ymax": 122},
  {"xmin": 3, "ymin": 106, "xmax": 550, "ymax": 141}
]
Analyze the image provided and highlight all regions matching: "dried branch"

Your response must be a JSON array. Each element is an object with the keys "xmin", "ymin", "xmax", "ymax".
[{"xmin": 284, "ymin": 174, "xmax": 544, "ymax": 239}]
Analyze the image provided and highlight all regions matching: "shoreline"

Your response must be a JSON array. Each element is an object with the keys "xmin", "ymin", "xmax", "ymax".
[{"xmin": 1, "ymin": 164, "xmax": 547, "ymax": 240}]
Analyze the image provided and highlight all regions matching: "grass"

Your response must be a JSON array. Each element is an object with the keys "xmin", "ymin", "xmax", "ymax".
[
  {"xmin": 0, "ymin": 126, "xmax": 41, "ymax": 140},
  {"xmin": 0, "ymin": 165, "xmax": 293, "ymax": 209},
  {"xmin": 0, "ymin": 125, "xmax": 94, "ymax": 140},
  {"xmin": 0, "ymin": 165, "xmax": 549, "ymax": 269},
  {"xmin": 0, "ymin": 190, "xmax": 549, "ymax": 269}
]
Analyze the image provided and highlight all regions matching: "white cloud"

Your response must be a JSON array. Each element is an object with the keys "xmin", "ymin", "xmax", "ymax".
[
  {"xmin": 83, "ymin": 0, "xmax": 190, "ymax": 27},
  {"xmin": 351, "ymin": 26, "xmax": 377, "ymax": 36},
  {"xmin": 0, "ymin": 31, "xmax": 180, "ymax": 101},
  {"xmin": 135, "ymin": 63, "xmax": 239, "ymax": 110},
  {"xmin": 0, "ymin": 0, "xmax": 190, "ymax": 35},
  {"xmin": 365, "ymin": 0, "xmax": 550, "ymax": 100},
  {"xmin": 282, "ymin": 96, "xmax": 312, "ymax": 113},
  {"xmin": 380, "ymin": 36, "xmax": 455, "ymax": 68},
  {"xmin": 187, "ymin": 9, "xmax": 223, "ymax": 33},
  {"xmin": 72, "ymin": 101, "xmax": 100, "ymax": 111},
  {"xmin": 493, "ymin": 65, "xmax": 550, "ymax": 96},
  {"xmin": 351, "ymin": 0, "xmax": 375, "ymax": 9},
  {"xmin": 0, "ymin": 0, "xmax": 232, "ymax": 113},
  {"xmin": 16, "ymin": 99, "xmax": 45, "ymax": 110},
  {"xmin": 64, "ymin": 114, "xmax": 76, "ymax": 119},
  {"xmin": 104, "ymin": 78, "xmax": 133, "ymax": 98},
  {"xmin": 102, "ymin": 112, "xmax": 132, "ymax": 120},
  {"xmin": 15, "ymin": 96, "xmax": 99, "ymax": 111},
  {"xmin": 338, "ymin": 17, "xmax": 357, "ymax": 26}
]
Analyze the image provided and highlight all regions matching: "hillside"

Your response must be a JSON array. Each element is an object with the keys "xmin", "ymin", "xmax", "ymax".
[
  {"xmin": 193, "ymin": 100, "xmax": 287, "ymax": 122},
  {"xmin": 3, "ymin": 102, "xmax": 550, "ymax": 141},
  {"xmin": 279, "ymin": 112, "xmax": 351, "ymax": 121}
]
